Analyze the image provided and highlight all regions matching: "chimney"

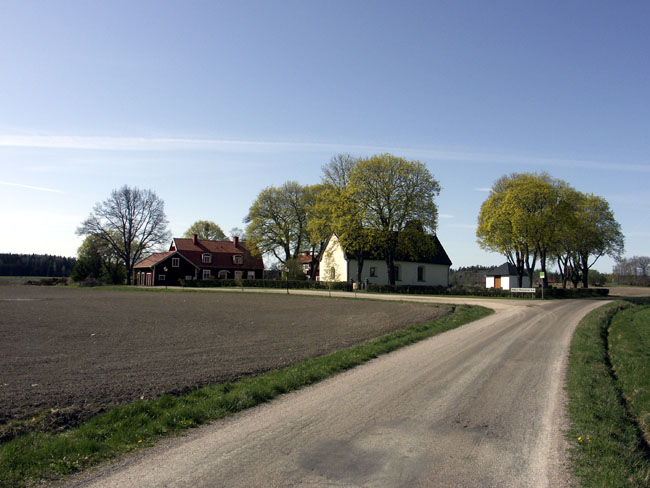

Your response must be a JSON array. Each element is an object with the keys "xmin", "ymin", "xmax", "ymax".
[
  {"xmin": 192, "ymin": 233, "xmax": 198, "ymax": 245},
  {"xmin": 233, "ymin": 236, "xmax": 239, "ymax": 248}
]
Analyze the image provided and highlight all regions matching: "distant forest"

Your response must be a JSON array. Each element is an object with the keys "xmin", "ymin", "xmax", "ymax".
[
  {"xmin": 449, "ymin": 265, "xmax": 495, "ymax": 286},
  {"xmin": 0, "ymin": 253, "xmax": 76, "ymax": 277}
]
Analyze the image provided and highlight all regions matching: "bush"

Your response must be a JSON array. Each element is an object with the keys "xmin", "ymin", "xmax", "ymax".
[{"xmin": 179, "ymin": 278, "xmax": 353, "ymax": 292}]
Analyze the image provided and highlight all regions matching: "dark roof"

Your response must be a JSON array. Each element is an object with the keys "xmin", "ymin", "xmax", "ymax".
[
  {"xmin": 343, "ymin": 234, "xmax": 452, "ymax": 266},
  {"xmin": 486, "ymin": 262, "xmax": 518, "ymax": 276},
  {"xmin": 170, "ymin": 238, "xmax": 264, "ymax": 270}
]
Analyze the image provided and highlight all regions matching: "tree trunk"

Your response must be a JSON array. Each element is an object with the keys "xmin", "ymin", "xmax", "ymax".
[
  {"xmin": 581, "ymin": 255, "xmax": 590, "ymax": 288},
  {"xmin": 385, "ymin": 253, "xmax": 396, "ymax": 286},
  {"xmin": 355, "ymin": 253, "xmax": 365, "ymax": 285}
]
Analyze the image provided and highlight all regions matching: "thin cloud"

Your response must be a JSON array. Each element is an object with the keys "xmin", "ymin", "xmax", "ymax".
[
  {"xmin": 474, "ymin": 187, "xmax": 491, "ymax": 192},
  {"xmin": 439, "ymin": 213, "xmax": 455, "ymax": 219},
  {"xmin": 0, "ymin": 180, "xmax": 64, "ymax": 193},
  {"xmin": 1, "ymin": 134, "xmax": 649, "ymax": 173}
]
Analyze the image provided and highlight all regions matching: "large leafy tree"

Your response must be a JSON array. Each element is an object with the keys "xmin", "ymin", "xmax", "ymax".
[
  {"xmin": 244, "ymin": 181, "xmax": 311, "ymax": 264},
  {"xmin": 478, "ymin": 173, "xmax": 624, "ymax": 288},
  {"xmin": 183, "ymin": 220, "xmax": 226, "ymax": 241},
  {"xmin": 348, "ymin": 154, "xmax": 441, "ymax": 285},
  {"xmin": 570, "ymin": 192, "xmax": 624, "ymax": 287},
  {"xmin": 77, "ymin": 185, "xmax": 170, "ymax": 285},
  {"xmin": 71, "ymin": 233, "xmax": 125, "ymax": 284}
]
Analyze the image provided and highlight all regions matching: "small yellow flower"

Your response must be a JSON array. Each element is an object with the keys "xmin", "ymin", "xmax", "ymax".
[
  {"xmin": 138, "ymin": 439, "xmax": 143, "ymax": 444},
  {"xmin": 578, "ymin": 436, "xmax": 583, "ymax": 442}
]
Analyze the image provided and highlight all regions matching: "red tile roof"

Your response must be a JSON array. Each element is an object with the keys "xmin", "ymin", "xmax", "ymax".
[
  {"xmin": 170, "ymin": 238, "xmax": 264, "ymax": 270},
  {"xmin": 134, "ymin": 251, "xmax": 175, "ymax": 268}
]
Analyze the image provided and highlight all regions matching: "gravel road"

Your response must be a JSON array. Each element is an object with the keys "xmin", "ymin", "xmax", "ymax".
[{"xmin": 67, "ymin": 296, "xmax": 607, "ymax": 488}]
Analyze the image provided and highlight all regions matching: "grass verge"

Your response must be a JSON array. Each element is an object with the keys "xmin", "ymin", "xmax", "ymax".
[
  {"xmin": 566, "ymin": 300, "xmax": 650, "ymax": 487},
  {"xmin": 0, "ymin": 304, "xmax": 491, "ymax": 487},
  {"xmin": 609, "ymin": 304, "xmax": 650, "ymax": 446}
]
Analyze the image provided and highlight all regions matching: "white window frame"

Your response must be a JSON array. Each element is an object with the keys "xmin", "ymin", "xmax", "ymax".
[
  {"xmin": 159, "ymin": 274, "xmax": 166, "ymax": 281},
  {"xmin": 233, "ymin": 254, "xmax": 243, "ymax": 265},
  {"xmin": 202, "ymin": 269, "xmax": 211, "ymax": 280},
  {"xmin": 202, "ymin": 253, "xmax": 212, "ymax": 264},
  {"xmin": 218, "ymin": 270, "xmax": 229, "ymax": 279},
  {"xmin": 247, "ymin": 271, "xmax": 256, "ymax": 279},
  {"xmin": 172, "ymin": 257, "xmax": 180, "ymax": 268},
  {"xmin": 234, "ymin": 270, "xmax": 243, "ymax": 280}
]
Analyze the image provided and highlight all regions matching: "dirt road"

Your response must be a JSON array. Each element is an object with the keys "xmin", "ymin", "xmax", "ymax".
[{"xmin": 68, "ymin": 297, "xmax": 606, "ymax": 488}]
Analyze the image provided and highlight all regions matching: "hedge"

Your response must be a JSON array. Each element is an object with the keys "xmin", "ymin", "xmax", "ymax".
[{"xmin": 179, "ymin": 279, "xmax": 607, "ymax": 298}]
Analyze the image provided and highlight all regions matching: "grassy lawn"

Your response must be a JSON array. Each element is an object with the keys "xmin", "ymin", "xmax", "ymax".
[
  {"xmin": 0, "ymin": 304, "xmax": 491, "ymax": 488},
  {"xmin": 566, "ymin": 299, "xmax": 650, "ymax": 487}
]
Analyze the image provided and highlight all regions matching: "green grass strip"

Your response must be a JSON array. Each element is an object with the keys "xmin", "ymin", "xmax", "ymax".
[
  {"xmin": 609, "ymin": 305, "xmax": 650, "ymax": 446},
  {"xmin": 566, "ymin": 301, "xmax": 650, "ymax": 487},
  {"xmin": 0, "ymin": 304, "xmax": 491, "ymax": 488}
]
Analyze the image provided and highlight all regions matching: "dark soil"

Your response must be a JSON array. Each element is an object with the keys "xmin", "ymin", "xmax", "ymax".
[{"xmin": 0, "ymin": 285, "xmax": 450, "ymax": 435}]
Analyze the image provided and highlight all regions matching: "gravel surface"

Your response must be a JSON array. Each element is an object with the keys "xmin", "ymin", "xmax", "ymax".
[{"xmin": 68, "ymin": 298, "xmax": 605, "ymax": 488}]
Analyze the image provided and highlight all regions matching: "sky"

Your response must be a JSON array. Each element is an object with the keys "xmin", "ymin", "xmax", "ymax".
[{"xmin": 1, "ymin": 0, "xmax": 648, "ymax": 272}]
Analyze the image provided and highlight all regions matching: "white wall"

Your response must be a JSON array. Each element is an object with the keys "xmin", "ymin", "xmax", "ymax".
[
  {"xmin": 349, "ymin": 259, "xmax": 449, "ymax": 286},
  {"xmin": 319, "ymin": 235, "xmax": 349, "ymax": 282},
  {"xmin": 486, "ymin": 275, "xmax": 530, "ymax": 290}
]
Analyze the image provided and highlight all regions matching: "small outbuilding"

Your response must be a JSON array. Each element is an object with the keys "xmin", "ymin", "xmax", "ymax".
[{"xmin": 485, "ymin": 263, "xmax": 529, "ymax": 290}]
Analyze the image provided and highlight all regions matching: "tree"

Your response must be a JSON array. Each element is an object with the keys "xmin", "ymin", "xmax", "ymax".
[
  {"xmin": 77, "ymin": 185, "xmax": 170, "ymax": 285},
  {"xmin": 244, "ymin": 181, "xmax": 311, "ymax": 264},
  {"xmin": 348, "ymin": 154, "xmax": 441, "ymax": 285},
  {"xmin": 229, "ymin": 227, "xmax": 246, "ymax": 241},
  {"xmin": 71, "ymin": 233, "xmax": 125, "ymax": 284},
  {"xmin": 570, "ymin": 192, "xmax": 624, "ymax": 287},
  {"xmin": 183, "ymin": 220, "xmax": 226, "ymax": 241}
]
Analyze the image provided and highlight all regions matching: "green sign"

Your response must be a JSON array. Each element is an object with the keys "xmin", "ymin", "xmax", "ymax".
[{"xmin": 540, "ymin": 272, "xmax": 545, "ymax": 279}]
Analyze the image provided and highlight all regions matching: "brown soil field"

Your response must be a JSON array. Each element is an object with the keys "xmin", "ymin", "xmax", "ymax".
[{"xmin": 0, "ymin": 285, "xmax": 450, "ymax": 431}]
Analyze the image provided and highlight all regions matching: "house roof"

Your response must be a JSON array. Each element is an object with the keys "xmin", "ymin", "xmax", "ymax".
[
  {"xmin": 170, "ymin": 238, "xmax": 264, "ymax": 270},
  {"xmin": 486, "ymin": 262, "xmax": 519, "ymax": 276},
  {"xmin": 338, "ymin": 234, "xmax": 452, "ymax": 266},
  {"xmin": 134, "ymin": 251, "xmax": 176, "ymax": 269}
]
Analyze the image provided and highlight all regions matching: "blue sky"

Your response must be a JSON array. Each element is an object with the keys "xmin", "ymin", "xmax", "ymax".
[{"xmin": 1, "ymin": 1, "xmax": 648, "ymax": 272}]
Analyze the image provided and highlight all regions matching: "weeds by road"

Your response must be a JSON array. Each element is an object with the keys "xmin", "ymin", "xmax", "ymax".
[{"xmin": 566, "ymin": 299, "xmax": 650, "ymax": 487}]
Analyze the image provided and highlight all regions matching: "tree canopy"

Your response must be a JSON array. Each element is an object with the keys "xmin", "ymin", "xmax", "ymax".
[
  {"xmin": 477, "ymin": 173, "xmax": 624, "ymax": 288},
  {"xmin": 77, "ymin": 185, "xmax": 170, "ymax": 285},
  {"xmin": 244, "ymin": 181, "xmax": 312, "ymax": 264},
  {"xmin": 348, "ymin": 154, "xmax": 441, "ymax": 285},
  {"xmin": 183, "ymin": 220, "xmax": 226, "ymax": 241}
]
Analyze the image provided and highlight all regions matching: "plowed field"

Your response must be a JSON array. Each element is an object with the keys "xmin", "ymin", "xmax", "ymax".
[{"xmin": 0, "ymin": 285, "xmax": 450, "ymax": 428}]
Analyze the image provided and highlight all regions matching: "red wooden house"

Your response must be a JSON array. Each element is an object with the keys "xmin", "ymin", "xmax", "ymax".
[{"xmin": 134, "ymin": 235, "xmax": 264, "ymax": 286}]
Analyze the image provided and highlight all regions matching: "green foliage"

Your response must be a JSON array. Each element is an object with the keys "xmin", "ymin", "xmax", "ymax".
[
  {"xmin": 566, "ymin": 301, "xmax": 650, "ymax": 486},
  {"xmin": 477, "ymin": 173, "xmax": 624, "ymax": 289},
  {"xmin": 182, "ymin": 220, "xmax": 226, "ymax": 240},
  {"xmin": 0, "ymin": 253, "xmax": 76, "ymax": 277},
  {"xmin": 77, "ymin": 185, "xmax": 170, "ymax": 285},
  {"xmin": 180, "ymin": 278, "xmax": 353, "ymax": 291},
  {"xmin": 71, "ymin": 234, "xmax": 125, "ymax": 284},
  {"xmin": 244, "ymin": 181, "xmax": 312, "ymax": 263},
  {"xmin": 348, "ymin": 153, "xmax": 441, "ymax": 285}
]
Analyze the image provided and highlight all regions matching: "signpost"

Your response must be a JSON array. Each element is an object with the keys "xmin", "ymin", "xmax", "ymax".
[{"xmin": 540, "ymin": 271, "xmax": 545, "ymax": 299}]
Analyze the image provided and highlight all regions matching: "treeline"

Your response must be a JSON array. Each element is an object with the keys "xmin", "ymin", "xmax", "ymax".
[
  {"xmin": 612, "ymin": 256, "xmax": 650, "ymax": 286},
  {"xmin": 0, "ymin": 253, "xmax": 76, "ymax": 277},
  {"xmin": 449, "ymin": 266, "xmax": 494, "ymax": 286}
]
